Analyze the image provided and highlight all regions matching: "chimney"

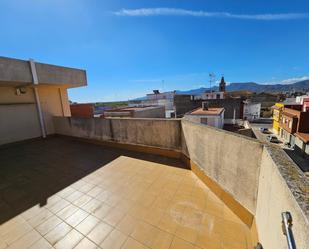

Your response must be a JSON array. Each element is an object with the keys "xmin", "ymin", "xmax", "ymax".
[{"xmin": 202, "ymin": 102, "xmax": 209, "ymax": 110}]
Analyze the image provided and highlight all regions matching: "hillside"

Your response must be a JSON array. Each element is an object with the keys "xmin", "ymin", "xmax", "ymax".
[{"xmin": 176, "ymin": 80, "xmax": 309, "ymax": 95}]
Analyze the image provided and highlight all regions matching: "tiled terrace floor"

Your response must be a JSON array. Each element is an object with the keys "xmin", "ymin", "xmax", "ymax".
[{"xmin": 0, "ymin": 137, "xmax": 252, "ymax": 249}]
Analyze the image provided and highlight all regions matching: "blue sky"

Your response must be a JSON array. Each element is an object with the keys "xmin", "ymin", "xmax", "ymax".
[{"xmin": 1, "ymin": 0, "xmax": 309, "ymax": 102}]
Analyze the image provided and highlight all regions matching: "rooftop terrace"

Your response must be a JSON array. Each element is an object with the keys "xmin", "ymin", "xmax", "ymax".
[
  {"xmin": 0, "ymin": 137, "xmax": 251, "ymax": 249},
  {"xmin": 0, "ymin": 117, "xmax": 308, "ymax": 249}
]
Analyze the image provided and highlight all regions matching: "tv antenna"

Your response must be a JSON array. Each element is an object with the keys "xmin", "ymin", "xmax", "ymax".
[{"xmin": 209, "ymin": 73, "xmax": 216, "ymax": 92}]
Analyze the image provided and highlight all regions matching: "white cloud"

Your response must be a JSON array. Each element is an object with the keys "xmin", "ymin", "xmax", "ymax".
[
  {"xmin": 113, "ymin": 8, "xmax": 309, "ymax": 20},
  {"xmin": 281, "ymin": 76, "xmax": 309, "ymax": 84}
]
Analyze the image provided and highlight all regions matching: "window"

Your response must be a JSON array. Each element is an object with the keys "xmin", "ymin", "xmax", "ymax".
[{"xmin": 216, "ymin": 94, "xmax": 220, "ymax": 99}]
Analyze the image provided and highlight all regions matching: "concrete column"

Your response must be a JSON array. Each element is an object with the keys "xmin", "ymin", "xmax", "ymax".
[{"xmin": 29, "ymin": 59, "xmax": 46, "ymax": 138}]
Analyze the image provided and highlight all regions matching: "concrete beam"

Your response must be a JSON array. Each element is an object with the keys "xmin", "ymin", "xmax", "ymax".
[{"xmin": 0, "ymin": 56, "xmax": 87, "ymax": 88}]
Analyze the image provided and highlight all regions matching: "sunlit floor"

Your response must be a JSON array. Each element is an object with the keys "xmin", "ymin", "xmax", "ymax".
[{"xmin": 0, "ymin": 154, "xmax": 252, "ymax": 249}]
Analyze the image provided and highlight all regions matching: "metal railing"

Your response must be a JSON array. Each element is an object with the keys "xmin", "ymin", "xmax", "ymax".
[{"xmin": 282, "ymin": 211, "xmax": 297, "ymax": 249}]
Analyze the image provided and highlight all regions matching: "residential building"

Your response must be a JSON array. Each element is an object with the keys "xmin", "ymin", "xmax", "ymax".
[
  {"xmin": 184, "ymin": 103, "xmax": 225, "ymax": 128},
  {"xmin": 103, "ymin": 105, "xmax": 165, "ymax": 118},
  {"xmin": 201, "ymin": 91, "xmax": 224, "ymax": 100},
  {"xmin": 70, "ymin": 103, "xmax": 95, "ymax": 118},
  {"xmin": 243, "ymin": 100, "xmax": 261, "ymax": 121},
  {"xmin": 271, "ymin": 103, "xmax": 284, "ymax": 134},
  {"xmin": 279, "ymin": 108, "xmax": 309, "ymax": 149},
  {"xmin": 296, "ymin": 95, "xmax": 309, "ymax": 112},
  {"xmin": 174, "ymin": 96, "xmax": 244, "ymax": 123},
  {"xmin": 0, "ymin": 56, "xmax": 86, "ymax": 145},
  {"xmin": 295, "ymin": 133, "xmax": 309, "ymax": 160},
  {"xmin": 129, "ymin": 90, "xmax": 176, "ymax": 118},
  {"xmin": 272, "ymin": 99, "xmax": 303, "ymax": 135}
]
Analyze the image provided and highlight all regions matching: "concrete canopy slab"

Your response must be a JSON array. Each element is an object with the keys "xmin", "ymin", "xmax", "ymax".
[{"xmin": 0, "ymin": 56, "xmax": 87, "ymax": 88}]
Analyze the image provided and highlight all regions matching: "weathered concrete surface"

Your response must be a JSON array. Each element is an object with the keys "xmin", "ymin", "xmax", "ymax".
[
  {"xmin": 0, "ymin": 86, "xmax": 71, "ymax": 145},
  {"xmin": 181, "ymin": 119, "xmax": 263, "ymax": 214},
  {"xmin": 54, "ymin": 117, "xmax": 182, "ymax": 150},
  {"xmin": 53, "ymin": 117, "xmax": 309, "ymax": 247},
  {"xmin": 0, "ymin": 104, "xmax": 41, "ymax": 145},
  {"xmin": 256, "ymin": 147, "xmax": 309, "ymax": 249},
  {"xmin": 0, "ymin": 56, "xmax": 87, "ymax": 87}
]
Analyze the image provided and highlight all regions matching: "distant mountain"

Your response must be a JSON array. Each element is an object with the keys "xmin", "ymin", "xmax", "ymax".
[
  {"xmin": 131, "ymin": 80, "xmax": 309, "ymax": 101},
  {"xmin": 176, "ymin": 80, "xmax": 309, "ymax": 95}
]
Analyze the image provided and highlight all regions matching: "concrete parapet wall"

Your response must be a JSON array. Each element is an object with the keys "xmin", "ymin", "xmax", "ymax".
[
  {"xmin": 256, "ymin": 147, "xmax": 309, "ymax": 249},
  {"xmin": 53, "ymin": 117, "xmax": 309, "ymax": 248},
  {"xmin": 181, "ymin": 119, "xmax": 263, "ymax": 214},
  {"xmin": 53, "ymin": 117, "xmax": 182, "ymax": 150}
]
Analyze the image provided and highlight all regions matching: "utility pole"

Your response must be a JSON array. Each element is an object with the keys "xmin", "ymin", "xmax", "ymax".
[{"xmin": 209, "ymin": 73, "xmax": 216, "ymax": 92}]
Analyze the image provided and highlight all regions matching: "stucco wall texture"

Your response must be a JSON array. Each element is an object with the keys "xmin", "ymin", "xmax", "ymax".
[
  {"xmin": 0, "ymin": 86, "xmax": 70, "ymax": 145},
  {"xmin": 53, "ymin": 117, "xmax": 182, "ymax": 150}
]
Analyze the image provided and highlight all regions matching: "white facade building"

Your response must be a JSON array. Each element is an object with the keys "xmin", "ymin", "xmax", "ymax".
[
  {"xmin": 184, "ymin": 105, "xmax": 225, "ymax": 129},
  {"xmin": 243, "ymin": 101, "xmax": 261, "ymax": 121},
  {"xmin": 201, "ymin": 91, "xmax": 224, "ymax": 100}
]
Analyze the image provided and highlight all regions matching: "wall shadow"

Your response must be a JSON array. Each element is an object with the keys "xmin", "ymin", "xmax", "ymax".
[{"xmin": 0, "ymin": 136, "xmax": 186, "ymax": 225}]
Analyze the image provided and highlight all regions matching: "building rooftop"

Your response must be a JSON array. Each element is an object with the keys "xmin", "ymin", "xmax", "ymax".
[
  {"xmin": 282, "ymin": 108, "xmax": 300, "ymax": 118},
  {"xmin": 107, "ymin": 106, "xmax": 162, "ymax": 112},
  {"xmin": 0, "ymin": 137, "xmax": 250, "ymax": 249},
  {"xmin": 187, "ymin": 107, "xmax": 225, "ymax": 116},
  {"xmin": 296, "ymin": 132, "xmax": 309, "ymax": 143}
]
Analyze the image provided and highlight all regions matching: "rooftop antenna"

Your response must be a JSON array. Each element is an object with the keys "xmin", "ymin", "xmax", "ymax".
[{"xmin": 209, "ymin": 73, "xmax": 216, "ymax": 92}]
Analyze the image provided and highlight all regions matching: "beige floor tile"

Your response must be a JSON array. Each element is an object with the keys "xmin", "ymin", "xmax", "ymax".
[
  {"xmin": 65, "ymin": 209, "xmax": 88, "ymax": 227},
  {"xmin": 131, "ymin": 221, "xmax": 160, "ymax": 248},
  {"xmin": 74, "ymin": 237, "xmax": 97, "ymax": 249},
  {"xmin": 151, "ymin": 229, "xmax": 173, "ymax": 249},
  {"xmin": 73, "ymin": 194, "xmax": 92, "ymax": 208},
  {"xmin": 79, "ymin": 183, "xmax": 95, "ymax": 193},
  {"xmin": 0, "ymin": 216, "xmax": 26, "ymax": 237},
  {"xmin": 57, "ymin": 187, "xmax": 76, "ymax": 198},
  {"xmin": 56, "ymin": 204, "xmax": 79, "ymax": 220},
  {"xmin": 44, "ymin": 222, "xmax": 72, "ymax": 246},
  {"xmin": 2, "ymin": 222, "xmax": 32, "ymax": 245},
  {"xmin": 65, "ymin": 191, "xmax": 84, "ymax": 203},
  {"xmin": 204, "ymin": 200, "xmax": 224, "ymax": 218},
  {"xmin": 81, "ymin": 199, "xmax": 102, "ymax": 213},
  {"xmin": 103, "ymin": 207, "xmax": 126, "ymax": 226},
  {"xmin": 0, "ymin": 240, "xmax": 7, "ymax": 249},
  {"xmin": 87, "ymin": 186, "xmax": 103, "ymax": 198},
  {"xmin": 104, "ymin": 195, "xmax": 122, "ymax": 207},
  {"xmin": 48, "ymin": 199, "xmax": 71, "ymax": 214},
  {"xmin": 27, "ymin": 209, "xmax": 53, "ymax": 227},
  {"xmin": 157, "ymin": 213, "xmax": 179, "ymax": 234},
  {"xmin": 121, "ymin": 238, "xmax": 148, "ymax": 249},
  {"xmin": 86, "ymin": 221, "xmax": 113, "ymax": 245},
  {"xmin": 127, "ymin": 204, "xmax": 149, "ymax": 220},
  {"xmin": 54, "ymin": 229, "xmax": 83, "ymax": 249},
  {"xmin": 195, "ymin": 231, "xmax": 221, "ymax": 249},
  {"xmin": 28, "ymin": 238, "xmax": 52, "ymax": 249},
  {"xmin": 143, "ymin": 208, "xmax": 165, "ymax": 227},
  {"xmin": 36, "ymin": 215, "xmax": 63, "ymax": 235},
  {"xmin": 92, "ymin": 203, "xmax": 112, "ymax": 220},
  {"xmin": 45, "ymin": 195, "xmax": 63, "ymax": 209},
  {"xmin": 21, "ymin": 205, "xmax": 44, "ymax": 221},
  {"xmin": 75, "ymin": 215, "xmax": 100, "ymax": 236},
  {"xmin": 9, "ymin": 229, "xmax": 41, "ymax": 249},
  {"xmin": 116, "ymin": 214, "xmax": 139, "ymax": 236},
  {"xmin": 174, "ymin": 224, "xmax": 198, "ymax": 244},
  {"xmin": 95, "ymin": 190, "xmax": 112, "ymax": 202},
  {"xmin": 170, "ymin": 237, "xmax": 195, "ymax": 249},
  {"xmin": 100, "ymin": 229, "xmax": 127, "ymax": 249}
]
